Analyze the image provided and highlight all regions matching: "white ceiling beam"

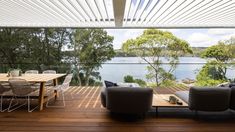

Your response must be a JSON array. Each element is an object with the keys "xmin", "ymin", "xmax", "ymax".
[{"xmin": 113, "ymin": 0, "xmax": 126, "ymax": 27}]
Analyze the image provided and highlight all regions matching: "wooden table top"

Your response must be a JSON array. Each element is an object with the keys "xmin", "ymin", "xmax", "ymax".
[
  {"xmin": 152, "ymin": 94, "xmax": 188, "ymax": 107},
  {"xmin": 0, "ymin": 73, "xmax": 66, "ymax": 83}
]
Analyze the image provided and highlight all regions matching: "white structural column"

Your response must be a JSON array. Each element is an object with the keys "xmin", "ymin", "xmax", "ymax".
[{"xmin": 113, "ymin": 0, "xmax": 126, "ymax": 27}]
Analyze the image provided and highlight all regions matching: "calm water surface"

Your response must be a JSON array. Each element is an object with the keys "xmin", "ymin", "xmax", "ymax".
[{"xmin": 99, "ymin": 57, "xmax": 235, "ymax": 82}]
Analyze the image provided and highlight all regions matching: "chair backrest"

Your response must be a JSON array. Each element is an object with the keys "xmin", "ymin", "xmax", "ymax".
[
  {"xmin": 0, "ymin": 83, "xmax": 9, "ymax": 94},
  {"xmin": 61, "ymin": 74, "xmax": 73, "ymax": 91},
  {"xmin": 189, "ymin": 87, "xmax": 231, "ymax": 111},
  {"xmin": 43, "ymin": 70, "xmax": 56, "ymax": 74},
  {"xmin": 8, "ymin": 78, "xmax": 34, "ymax": 96},
  {"xmin": 230, "ymin": 87, "xmax": 235, "ymax": 110},
  {"xmin": 106, "ymin": 87, "xmax": 153, "ymax": 114},
  {"xmin": 25, "ymin": 70, "xmax": 39, "ymax": 74}
]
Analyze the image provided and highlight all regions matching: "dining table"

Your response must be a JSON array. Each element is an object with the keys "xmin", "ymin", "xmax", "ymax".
[{"xmin": 0, "ymin": 73, "xmax": 66, "ymax": 111}]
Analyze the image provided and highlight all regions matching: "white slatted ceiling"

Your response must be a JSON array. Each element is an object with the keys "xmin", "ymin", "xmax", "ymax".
[
  {"xmin": 0, "ymin": 0, "xmax": 114, "ymax": 27},
  {"xmin": 123, "ymin": 0, "xmax": 235, "ymax": 28},
  {"xmin": 0, "ymin": 0, "xmax": 235, "ymax": 28}
]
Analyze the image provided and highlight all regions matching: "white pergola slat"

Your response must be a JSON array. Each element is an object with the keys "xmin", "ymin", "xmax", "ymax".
[
  {"xmin": 0, "ymin": 0, "xmax": 115, "ymax": 27},
  {"xmin": 123, "ymin": 0, "xmax": 235, "ymax": 28},
  {"xmin": 0, "ymin": 0, "xmax": 235, "ymax": 28}
]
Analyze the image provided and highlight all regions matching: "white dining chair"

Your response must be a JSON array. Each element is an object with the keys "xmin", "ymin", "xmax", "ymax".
[
  {"xmin": 8, "ymin": 78, "xmax": 39, "ymax": 112},
  {"xmin": 25, "ymin": 70, "xmax": 39, "ymax": 74},
  {"xmin": 46, "ymin": 74, "xmax": 73, "ymax": 107},
  {"xmin": 43, "ymin": 70, "xmax": 56, "ymax": 74},
  {"xmin": 43, "ymin": 70, "xmax": 57, "ymax": 86},
  {"xmin": 0, "ymin": 84, "xmax": 11, "ymax": 112}
]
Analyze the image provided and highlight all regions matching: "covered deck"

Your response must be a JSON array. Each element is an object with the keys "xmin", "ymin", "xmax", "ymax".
[{"xmin": 1, "ymin": 86, "xmax": 235, "ymax": 132}]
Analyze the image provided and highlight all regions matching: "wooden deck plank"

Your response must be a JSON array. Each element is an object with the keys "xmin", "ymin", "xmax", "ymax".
[{"xmin": 0, "ymin": 86, "xmax": 235, "ymax": 132}]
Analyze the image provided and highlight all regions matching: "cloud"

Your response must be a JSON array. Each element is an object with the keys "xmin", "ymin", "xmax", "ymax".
[
  {"xmin": 106, "ymin": 29, "xmax": 182, "ymax": 49},
  {"xmin": 106, "ymin": 29, "xmax": 144, "ymax": 49},
  {"xmin": 221, "ymin": 33, "xmax": 235, "ymax": 40},
  {"xmin": 106, "ymin": 29, "xmax": 235, "ymax": 49},
  {"xmin": 187, "ymin": 33, "xmax": 215, "ymax": 47},
  {"xmin": 123, "ymin": 29, "xmax": 144, "ymax": 39},
  {"xmin": 188, "ymin": 33, "xmax": 212, "ymax": 43},
  {"xmin": 207, "ymin": 29, "xmax": 235, "ymax": 36}
]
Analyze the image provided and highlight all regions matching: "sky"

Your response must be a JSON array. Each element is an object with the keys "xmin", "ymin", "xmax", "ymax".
[{"xmin": 105, "ymin": 29, "xmax": 235, "ymax": 49}]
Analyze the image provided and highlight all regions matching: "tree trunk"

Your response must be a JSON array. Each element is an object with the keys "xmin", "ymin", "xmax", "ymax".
[
  {"xmin": 76, "ymin": 65, "xmax": 82, "ymax": 86},
  {"xmin": 84, "ymin": 70, "xmax": 91, "ymax": 86},
  {"xmin": 155, "ymin": 70, "xmax": 159, "ymax": 86},
  {"xmin": 45, "ymin": 29, "xmax": 50, "ymax": 64},
  {"xmin": 85, "ymin": 74, "xmax": 90, "ymax": 86}
]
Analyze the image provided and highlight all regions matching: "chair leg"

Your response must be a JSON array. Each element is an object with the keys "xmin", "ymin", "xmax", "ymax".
[
  {"xmin": 0, "ymin": 96, "xmax": 8, "ymax": 112},
  {"xmin": 46, "ymin": 92, "xmax": 65, "ymax": 107},
  {"xmin": 27, "ymin": 96, "xmax": 38, "ymax": 112},
  {"xmin": 8, "ymin": 96, "xmax": 27, "ymax": 112},
  {"xmin": 0, "ymin": 96, "xmax": 3, "ymax": 112}
]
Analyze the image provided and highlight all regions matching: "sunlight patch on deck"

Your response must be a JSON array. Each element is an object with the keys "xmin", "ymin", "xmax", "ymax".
[{"xmin": 46, "ymin": 86, "xmax": 189, "ymax": 111}]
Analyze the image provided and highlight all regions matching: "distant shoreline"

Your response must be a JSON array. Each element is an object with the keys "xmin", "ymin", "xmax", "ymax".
[{"xmin": 114, "ymin": 47, "xmax": 207, "ymax": 57}]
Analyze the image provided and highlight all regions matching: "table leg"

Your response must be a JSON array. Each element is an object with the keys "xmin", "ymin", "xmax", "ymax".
[
  {"xmin": 53, "ymin": 79, "xmax": 58, "ymax": 99},
  {"xmin": 39, "ymin": 82, "xmax": 45, "ymax": 111},
  {"xmin": 53, "ymin": 79, "xmax": 58, "ymax": 86},
  {"xmin": 156, "ymin": 107, "xmax": 158, "ymax": 117}
]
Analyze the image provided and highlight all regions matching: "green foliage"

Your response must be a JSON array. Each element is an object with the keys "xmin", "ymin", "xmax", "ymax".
[
  {"xmin": 0, "ymin": 28, "xmax": 115, "ymax": 86},
  {"xmin": 70, "ymin": 29, "xmax": 115, "ymax": 86},
  {"xmin": 196, "ymin": 79, "xmax": 225, "ymax": 87},
  {"xmin": 134, "ymin": 79, "xmax": 147, "ymax": 87},
  {"xmin": 201, "ymin": 42, "xmax": 232, "ymax": 62},
  {"xmin": 114, "ymin": 49, "xmax": 137, "ymax": 57},
  {"xmin": 123, "ymin": 75, "xmax": 146, "ymax": 87},
  {"xmin": 0, "ymin": 28, "xmax": 71, "ymax": 70},
  {"xmin": 124, "ymin": 75, "xmax": 135, "ymax": 82},
  {"xmin": 198, "ymin": 38, "xmax": 235, "ymax": 86},
  {"xmin": 160, "ymin": 80, "xmax": 178, "ymax": 87},
  {"xmin": 196, "ymin": 61, "xmax": 227, "ymax": 86},
  {"xmin": 146, "ymin": 66, "xmax": 175, "ymax": 84},
  {"xmin": 122, "ymin": 29, "xmax": 192, "ymax": 86}
]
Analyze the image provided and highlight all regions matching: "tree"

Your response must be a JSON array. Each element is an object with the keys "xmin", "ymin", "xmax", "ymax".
[
  {"xmin": 197, "ymin": 37, "xmax": 235, "ymax": 86},
  {"xmin": 122, "ymin": 29, "xmax": 192, "ymax": 86},
  {"xmin": 123, "ymin": 75, "xmax": 146, "ymax": 87},
  {"xmin": 124, "ymin": 75, "xmax": 135, "ymax": 82},
  {"xmin": 200, "ymin": 42, "xmax": 233, "ymax": 80},
  {"xmin": 201, "ymin": 42, "xmax": 232, "ymax": 62},
  {"xmin": 70, "ymin": 29, "xmax": 115, "ymax": 86},
  {"xmin": 196, "ymin": 60, "xmax": 226, "ymax": 86},
  {"xmin": 0, "ymin": 28, "xmax": 71, "ymax": 72}
]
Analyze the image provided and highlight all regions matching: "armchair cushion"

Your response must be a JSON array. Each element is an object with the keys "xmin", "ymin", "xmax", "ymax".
[
  {"xmin": 175, "ymin": 91, "xmax": 189, "ymax": 103},
  {"xmin": 106, "ymin": 87, "xmax": 153, "ymax": 114},
  {"xmin": 229, "ymin": 87, "xmax": 235, "ymax": 110},
  {"xmin": 189, "ymin": 87, "xmax": 231, "ymax": 111}
]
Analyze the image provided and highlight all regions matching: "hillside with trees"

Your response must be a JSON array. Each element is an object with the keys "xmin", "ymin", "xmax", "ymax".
[
  {"xmin": 115, "ymin": 47, "xmax": 206, "ymax": 57},
  {"xmin": 0, "ymin": 28, "xmax": 115, "ymax": 86}
]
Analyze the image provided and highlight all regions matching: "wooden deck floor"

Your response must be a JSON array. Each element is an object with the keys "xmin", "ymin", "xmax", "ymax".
[{"xmin": 1, "ymin": 86, "xmax": 235, "ymax": 132}]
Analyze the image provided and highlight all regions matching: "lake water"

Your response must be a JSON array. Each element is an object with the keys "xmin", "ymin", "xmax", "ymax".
[{"xmin": 99, "ymin": 57, "xmax": 235, "ymax": 82}]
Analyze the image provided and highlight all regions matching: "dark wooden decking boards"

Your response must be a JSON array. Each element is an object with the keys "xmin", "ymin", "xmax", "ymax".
[{"xmin": 0, "ymin": 86, "xmax": 235, "ymax": 132}]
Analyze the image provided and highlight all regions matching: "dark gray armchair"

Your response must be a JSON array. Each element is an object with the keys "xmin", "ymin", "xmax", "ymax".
[
  {"xmin": 189, "ymin": 87, "xmax": 231, "ymax": 111},
  {"xmin": 175, "ymin": 87, "xmax": 231, "ymax": 112},
  {"xmin": 230, "ymin": 87, "xmax": 235, "ymax": 110},
  {"xmin": 101, "ymin": 87, "xmax": 153, "ymax": 114}
]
